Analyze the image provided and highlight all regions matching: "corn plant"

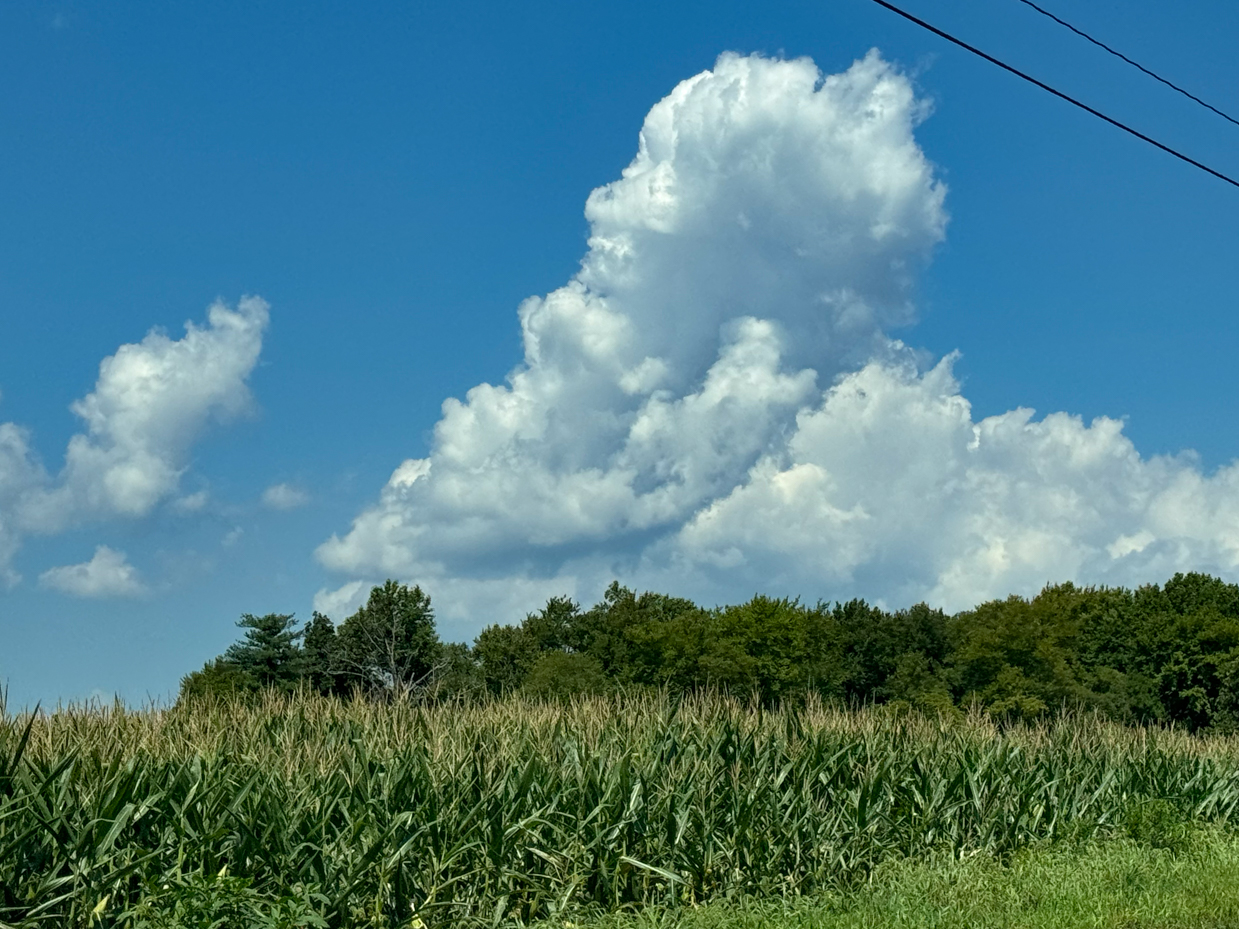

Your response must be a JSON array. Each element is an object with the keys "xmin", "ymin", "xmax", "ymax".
[{"xmin": 3, "ymin": 692, "xmax": 1239, "ymax": 927}]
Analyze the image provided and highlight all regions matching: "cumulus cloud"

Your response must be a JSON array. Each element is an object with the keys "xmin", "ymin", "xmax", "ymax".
[
  {"xmin": 0, "ymin": 297, "xmax": 268, "ymax": 580},
  {"xmin": 39, "ymin": 546, "xmax": 147, "ymax": 598},
  {"xmin": 0, "ymin": 421, "xmax": 45, "ymax": 586},
  {"xmin": 30, "ymin": 297, "xmax": 268, "ymax": 529},
  {"xmin": 318, "ymin": 50, "xmax": 1239, "ymax": 625},
  {"xmin": 318, "ymin": 51, "xmax": 944, "ymax": 580},
  {"xmin": 262, "ymin": 482, "xmax": 309, "ymax": 510},
  {"xmin": 665, "ymin": 355, "xmax": 1239, "ymax": 610}
]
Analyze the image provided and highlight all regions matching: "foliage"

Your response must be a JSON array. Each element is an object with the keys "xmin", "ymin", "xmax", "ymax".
[
  {"xmin": 473, "ymin": 622, "xmax": 539, "ymax": 696},
  {"xmin": 182, "ymin": 571, "xmax": 1239, "ymax": 732},
  {"xmin": 169, "ymin": 570, "xmax": 1239, "ymax": 731},
  {"xmin": 521, "ymin": 651, "xmax": 608, "ymax": 699},
  {"xmin": 123, "ymin": 869, "xmax": 329, "ymax": 928},
  {"xmin": 301, "ymin": 612, "xmax": 344, "ymax": 697},
  {"xmin": 336, "ymin": 580, "xmax": 440, "ymax": 696},
  {"xmin": 1121, "ymin": 797, "xmax": 1191, "ymax": 854},
  {"xmin": 224, "ymin": 613, "xmax": 305, "ymax": 693},
  {"xmin": 5, "ymin": 693, "xmax": 1239, "ymax": 926},
  {"xmin": 178, "ymin": 658, "xmax": 255, "ymax": 702},
  {"xmin": 570, "ymin": 584, "xmax": 700, "ymax": 682},
  {"xmin": 432, "ymin": 641, "xmax": 486, "ymax": 701}
]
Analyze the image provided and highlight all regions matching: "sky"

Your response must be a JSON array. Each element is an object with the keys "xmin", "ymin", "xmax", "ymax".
[{"xmin": 2, "ymin": 0, "xmax": 1237, "ymax": 707}]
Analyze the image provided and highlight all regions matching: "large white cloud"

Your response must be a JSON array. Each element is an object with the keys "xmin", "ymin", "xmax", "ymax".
[
  {"xmin": 318, "ymin": 51, "xmax": 944, "ymax": 578},
  {"xmin": 318, "ymin": 50, "xmax": 1239, "ymax": 622},
  {"xmin": 0, "ymin": 297, "xmax": 268, "ymax": 583},
  {"xmin": 666, "ymin": 355, "xmax": 1239, "ymax": 610}
]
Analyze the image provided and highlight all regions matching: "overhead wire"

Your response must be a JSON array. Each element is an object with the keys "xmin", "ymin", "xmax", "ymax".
[
  {"xmin": 864, "ymin": 0, "xmax": 1239, "ymax": 190},
  {"xmin": 1012, "ymin": 0, "xmax": 1239, "ymax": 129}
]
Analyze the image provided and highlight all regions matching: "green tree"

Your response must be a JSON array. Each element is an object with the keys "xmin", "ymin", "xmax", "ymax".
[
  {"xmin": 1069, "ymin": 573, "xmax": 1239, "ymax": 729},
  {"xmin": 1143, "ymin": 574, "xmax": 1239, "ymax": 730},
  {"xmin": 878, "ymin": 604, "xmax": 952, "ymax": 704},
  {"xmin": 474, "ymin": 623, "xmax": 539, "ymax": 695},
  {"xmin": 302, "ymin": 611, "xmax": 343, "ymax": 696},
  {"xmin": 614, "ymin": 597, "xmax": 820, "ymax": 701},
  {"xmin": 177, "ymin": 658, "xmax": 255, "ymax": 702},
  {"xmin": 708, "ymin": 596, "xmax": 812, "ymax": 701},
  {"xmin": 833, "ymin": 599, "xmax": 905, "ymax": 703},
  {"xmin": 1069, "ymin": 585, "xmax": 1157, "ymax": 722},
  {"xmin": 337, "ymin": 581, "xmax": 440, "ymax": 696},
  {"xmin": 624, "ymin": 606, "xmax": 727, "ymax": 692},
  {"xmin": 947, "ymin": 584, "xmax": 1096, "ymax": 720},
  {"xmin": 474, "ymin": 595, "xmax": 601, "ymax": 695},
  {"xmin": 223, "ymin": 613, "xmax": 305, "ymax": 693},
  {"xmin": 570, "ymin": 583, "xmax": 699, "ymax": 682},
  {"xmin": 522, "ymin": 651, "xmax": 609, "ymax": 700},
  {"xmin": 523, "ymin": 596, "xmax": 579, "ymax": 652},
  {"xmin": 1162, "ymin": 571, "xmax": 1239, "ymax": 616},
  {"xmin": 433, "ymin": 641, "xmax": 485, "ymax": 701}
]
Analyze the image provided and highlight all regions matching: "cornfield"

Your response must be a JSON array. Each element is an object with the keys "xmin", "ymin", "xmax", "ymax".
[{"xmin": 3, "ymin": 692, "xmax": 1239, "ymax": 927}]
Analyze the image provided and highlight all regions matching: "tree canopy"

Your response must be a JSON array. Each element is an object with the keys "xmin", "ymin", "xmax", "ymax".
[
  {"xmin": 180, "ymin": 572, "xmax": 1239, "ymax": 732},
  {"xmin": 336, "ymin": 580, "xmax": 440, "ymax": 695}
]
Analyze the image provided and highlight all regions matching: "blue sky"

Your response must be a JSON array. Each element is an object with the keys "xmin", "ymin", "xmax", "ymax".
[{"xmin": 2, "ymin": 0, "xmax": 1237, "ymax": 706}]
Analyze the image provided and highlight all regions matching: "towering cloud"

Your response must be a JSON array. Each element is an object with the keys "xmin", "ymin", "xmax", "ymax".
[
  {"xmin": 0, "ymin": 297, "xmax": 268, "ymax": 584},
  {"xmin": 319, "ymin": 50, "xmax": 1239, "ymax": 620}
]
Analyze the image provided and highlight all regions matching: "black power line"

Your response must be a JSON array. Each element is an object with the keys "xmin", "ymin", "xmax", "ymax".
[
  {"xmin": 865, "ymin": 0, "xmax": 1239, "ymax": 191},
  {"xmin": 1014, "ymin": 0, "xmax": 1239, "ymax": 129}
]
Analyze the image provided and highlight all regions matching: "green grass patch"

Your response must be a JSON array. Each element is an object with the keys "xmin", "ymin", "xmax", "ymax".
[{"xmin": 564, "ymin": 831, "xmax": 1239, "ymax": 929}]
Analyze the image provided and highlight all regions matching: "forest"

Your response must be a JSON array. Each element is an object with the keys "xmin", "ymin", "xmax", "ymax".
[{"xmin": 184, "ymin": 571, "xmax": 1239, "ymax": 731}]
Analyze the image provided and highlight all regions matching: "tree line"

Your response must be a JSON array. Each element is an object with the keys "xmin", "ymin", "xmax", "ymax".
[{"xmin": 182, "ymin": 571, "xmax": 1239, "ymax": 731}]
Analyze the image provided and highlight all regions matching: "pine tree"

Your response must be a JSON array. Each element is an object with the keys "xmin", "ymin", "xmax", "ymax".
[
  {"xmin": 223, "ymin": 613, "xmax": 304, "ymax": 692},
  {"xmin": 302, "ymin": 611, "xmax": 341, "ymax": 695}
]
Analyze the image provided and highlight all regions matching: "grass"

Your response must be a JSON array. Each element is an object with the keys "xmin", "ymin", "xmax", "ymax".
[
  {"xmin": 5, "ymin": 691, "xmax": 1239, "ymax": 927},
  {"xmin": 561, "ymin": 830, "xmax": 1239, "ymax": 928}
]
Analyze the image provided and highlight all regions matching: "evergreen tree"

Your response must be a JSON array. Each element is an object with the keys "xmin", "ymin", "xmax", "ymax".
[
  {"xmin": 223, "ymin": 613, "xmax": 304, "ymax": 692},
  {"xmin": 302, "ymin": 611, "xmax": 342, "ymax": 695}
]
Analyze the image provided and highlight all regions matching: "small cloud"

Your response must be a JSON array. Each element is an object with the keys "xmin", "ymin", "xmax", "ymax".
[
  {"xmin": 222, "ymin": 527, "xmax": 244, "ymax": 547},
  {"xmin": 39, "ymin": 546, "xmax": 147, "ymax": 598},
  {"xmin": 312, "ymin": 579, "xmax": 370, "ymax": 619},
  {"xmin": 262, "ymin": 482, "xmax": 309, "ymax": 510},
  {"xmin": 15, "ymin": 296, "xmax": 269, "ymax": 535},
  {"xmin": 51, "ymin": 12, "xmax": 69, "ymax": 29},
  {"xmin": 171, "ymin": 490, "xmax": 209, "ymax": 514},
  {"xmin": 0, "ymin": 297, "xmax": 268, "ymax": 583}
]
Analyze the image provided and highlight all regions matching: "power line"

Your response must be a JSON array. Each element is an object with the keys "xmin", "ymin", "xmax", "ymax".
[
  {"xmin": 864, "ymin": 0, "xmax": 1239, "ymax": 191},
  {"xmin": 1013, "ymin": 0, "xmax": 1239, "ymax": 130}
]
